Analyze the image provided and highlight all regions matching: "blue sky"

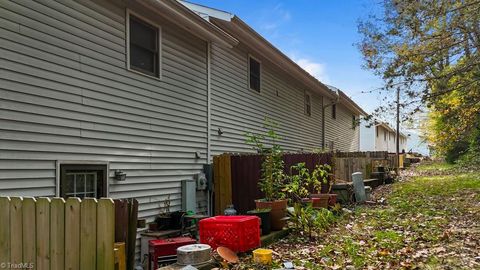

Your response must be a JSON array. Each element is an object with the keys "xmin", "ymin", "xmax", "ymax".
[
  {"xmin": 193, "ymin": 0, "xmax": 384, "ymax": 113},
  {"xmin": 190, "ymin": 0, "xmax": 428, "ymax": 154}
]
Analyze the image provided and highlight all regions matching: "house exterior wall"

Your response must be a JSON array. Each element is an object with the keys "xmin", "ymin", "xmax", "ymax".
[
  {"xmin": 374, "ymin": 126, "xmax": 407, "ymax": 153},
  {"xmin": 359, "ymin": 120, "xmax": 375, "ymax": 151},
  {"xmin": 324, "ymin": 103, "xmax": 360, "ymax": 152},
  {"xmin": 209, "ymin": 43, "xmax": 326, "ymax": 155},
  {"xmin": 0, "ymin": 0, "xmax": 210, "ymax": 257}
]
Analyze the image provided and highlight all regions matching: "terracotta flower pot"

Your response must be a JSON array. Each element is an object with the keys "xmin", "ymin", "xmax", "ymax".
[
  {"xmin": 255, "ymin": 199, "xmax": 287, "ymax": 231},
  {"xmin": 310, "ymin": 194, "xmax": 329, "ymax": 208},
  {"xmin": 328, "ymin": 194, "xmax": 338, "ymax": 206}
]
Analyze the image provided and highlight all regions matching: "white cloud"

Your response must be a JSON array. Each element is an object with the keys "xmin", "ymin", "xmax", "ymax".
[{"xmin": 292, "ymin": 57, "xmax": 330, "ymax": 83}]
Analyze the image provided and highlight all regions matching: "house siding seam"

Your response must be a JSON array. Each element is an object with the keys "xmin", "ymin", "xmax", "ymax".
[{"xmin": 0, "ymin": 0, "xmax": 209, "ymax": 262}]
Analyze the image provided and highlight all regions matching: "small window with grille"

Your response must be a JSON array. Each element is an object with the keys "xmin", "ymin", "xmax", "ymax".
[{"xmin": 60, "ymin": 164, "xmax": 107, "ymax": 199}]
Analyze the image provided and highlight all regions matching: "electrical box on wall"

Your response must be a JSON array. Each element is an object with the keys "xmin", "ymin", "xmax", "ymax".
[
  {"xmin": 182, "ymin": 179, "xmax": 196, "ymax": 213},
  {"xmin": 195, "ymin": 172, "xmax": 207, "ymax": 190}
]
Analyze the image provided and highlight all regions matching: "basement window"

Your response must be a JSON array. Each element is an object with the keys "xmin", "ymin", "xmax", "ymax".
[
  {"xmin": 249, "ymin": 56, "xmax": 261, "ymax": 92},
  {"xmin": 305, "ymin": 92, "xmax": 311, "ymax": 116},
  {"xmin": 60, "ymin": 164, "xmax": 107, "ymax": 199},
  {"xmin": 127, "ymin": 12, "xmax": 161, "ymax": 78}
]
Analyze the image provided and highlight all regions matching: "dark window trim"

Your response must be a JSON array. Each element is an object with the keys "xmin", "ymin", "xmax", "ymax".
[
  {"xmin": 248, "ymin": 55, "xmax": 261, "ymax": 92},
  {"xmin": 126, "ymin": 9, "xmax": 162, "ymax": 79},
  {"xmin": 57, "ymin": 162, "xmax": 108, "ymax": 199},
  {"xmin": 305, "ymin": 92, "xmax": 311, "ymax": 116},
  {"xmin": 332, "ymin": 104, "xmax": 337, "ymax": 119}
]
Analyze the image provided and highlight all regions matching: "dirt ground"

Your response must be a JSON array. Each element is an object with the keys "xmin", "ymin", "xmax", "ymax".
[{"xmin": 238, "ymin": 163, "xmax": 480, "ymax": 269}]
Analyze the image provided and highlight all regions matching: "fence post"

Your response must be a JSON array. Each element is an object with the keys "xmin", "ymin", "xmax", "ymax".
[
  {"xmin": 352, "ymin": 172, "xmax": 366, "ymax": 203},
  {"xmin": 0, "ymin": 197, "xmax": 10, "ymax": 265}
]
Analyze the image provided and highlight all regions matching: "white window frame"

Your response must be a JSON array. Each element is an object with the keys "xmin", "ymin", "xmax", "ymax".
[
  {"xmin": 247, "ymin": 54, "xmax": 262, "ymax": 92},
  {"xmin": 126, "ymin": 9, "xmax": 163, "ymax": 80},
  {"xmin": 56, "ymin": 161, "xmax": 110, "ymax": 197}
]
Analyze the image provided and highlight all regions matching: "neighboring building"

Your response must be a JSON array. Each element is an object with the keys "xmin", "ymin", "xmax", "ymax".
[
  {"xmin": 360, "ymin": 121, "xmax": 408, "ymax": 153},
  {"xmin": 0, "ymin": 0, "xmax": 366, "ymax": 264}
]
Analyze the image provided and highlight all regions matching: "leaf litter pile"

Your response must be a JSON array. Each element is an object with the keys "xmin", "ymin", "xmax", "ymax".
[{"xmin": 240, "ymin": 163, "xmax": 480, "ymax": 269}]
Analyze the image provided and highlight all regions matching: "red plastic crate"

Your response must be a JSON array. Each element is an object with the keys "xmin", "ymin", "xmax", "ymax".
[{"xmin": 199, "ymin": 215, "xmax": 260, "ymax": 252}]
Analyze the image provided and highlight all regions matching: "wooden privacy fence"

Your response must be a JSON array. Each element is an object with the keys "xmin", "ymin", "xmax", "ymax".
[
  {"xmin": 0, "ymin": 197, "xmax": 115, "ymax": 270},
  {"xmin": 213, "ymin": 152, "xmax": 333, "ymax": 215},
  {"xmin": 334, "ymin": 151, "xmax": 404, "ymax": 182}
]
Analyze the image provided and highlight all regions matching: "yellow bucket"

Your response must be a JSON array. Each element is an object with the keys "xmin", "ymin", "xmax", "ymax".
[{"xmin": 253, "ymin": 248, "xmax": 273, "ymax": 264}]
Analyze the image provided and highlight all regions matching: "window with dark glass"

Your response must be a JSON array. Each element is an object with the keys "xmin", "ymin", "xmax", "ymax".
[
  {"xmin": 129, "ymin": 15, "xmax": 159, "ymax": 77},
  {"xmin": 249, "ymin": 57, "xmax": 261, "ymax": 91},
  {"xmin": 60, "ymin": 164, "xmax": 107, "ymax": 199},
  {"xmin": 352, "ymin": 115, "xmax": 356, "ymax": 129},
  {"xmin": 332, "ymin": 104, "xmax": 337, "ymax": 119},
  {"xmin": 305, "ymin": 93, "xmax": 311, "ymax": 116}
]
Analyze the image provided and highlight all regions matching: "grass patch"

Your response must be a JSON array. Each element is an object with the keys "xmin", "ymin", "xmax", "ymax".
[{"xmin": 264, "ymin": 164, "xmax": 480, "ymax": 269}]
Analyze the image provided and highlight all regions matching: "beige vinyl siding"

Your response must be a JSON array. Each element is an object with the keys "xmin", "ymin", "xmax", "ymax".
[
  {"xmin": 0, "ymin": 0, "xmax": 209, "ymax": 262},
  {"xmin": 210, "ymin": 43, "xmax": 324, "ymax": 155},
  {"xmin": 324, "ymin": 103, "xmax": 360, "ymax": 152}
]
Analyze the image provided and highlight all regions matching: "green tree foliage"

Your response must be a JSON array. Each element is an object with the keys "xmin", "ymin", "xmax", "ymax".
[
  {"xmin": 246, "ymin": 117, "xmax": 286, "ymax": 201},
  {"xmin": 358, "ymin": 0, "xmax": 480, "ymax": 162}
]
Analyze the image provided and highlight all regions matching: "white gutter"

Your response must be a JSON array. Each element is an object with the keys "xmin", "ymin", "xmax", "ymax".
[
  {"xmin": 206, "ymin": 41, "xmax": 212, "ymax": 163},
  {"xmin": 137, "ymin": 0, "xmax": 238, "ymax": 48}
]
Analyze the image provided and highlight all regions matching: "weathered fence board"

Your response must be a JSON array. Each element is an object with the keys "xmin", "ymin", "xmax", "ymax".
[
  {"xmin": 97, "ymin": 198, "xmax": 115, "ymax": 270},
  {"xmin": 10, "ymin": 197, "xmax": 23, "ymax": 265},
  {"xmin": 0, "ymin": 197, "xmax": 116, "ymax": 270},
  {"xmin": 0, "ymin": 197, "xmax": 10, "ymax": 265},
  {"xmin": 65, "ymin": 198, "xmax": 81, "ymax": 270},
  {"xmin": 213, "ymin": 154, "xmax": 232, "ymax": 215},
  {"xmin": 80, "ymin": 198, "xmax": 97, "ymax": 270},
  {"xmin": 126, "ymin": 199, "xmax": 138, "ymax": 270},
  {"xmin": 50, "ymin": 198, "xmax": 65, "ymax": 270},
  {"xmin": 221, "ymin": 152, "xmax": 333, "ymax": 214},
  {"xmin": 23, "ymin": 197, "xmax": 36, "ymax": 267},
  {"xmin": 36, "ymin": 197, "xmax": 51, "ymax": 270}
]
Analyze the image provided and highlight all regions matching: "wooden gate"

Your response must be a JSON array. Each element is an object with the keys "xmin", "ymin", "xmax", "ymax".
[{"xmin": 0, "ymin": 197, "xmax": 115, "ymax": 270}]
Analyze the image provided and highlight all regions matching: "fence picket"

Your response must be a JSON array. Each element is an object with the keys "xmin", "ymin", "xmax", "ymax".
[
  {"xmin": 10, "ymin": 197, "xmax": 23, "ymax": 265},
  {"xmin": 65, "ymin": 198, "xmax": 81, "ymax": 270},
  {"xmin": 2, "ymin": 196, "xmax": 116, "ymax": 270},
  {"xmin": 0, "ymin": 197, "xmax": 10, "ymax": 266},
  {"xmin": 97, "ymin": 198, "xmax": 115, "ymax": 270},
  {"xmin": 36, "ymin": 197, "xmax": 51, "ymax": 270},
  {"xmin": 80, "ymin": 198, "xmax": 97, "ymax": 270},
  {"xmin": 50, "ymin": 198, "xmax": 65, "ymax": 270},
  {"xmin": 22, "ymin": 197, "xmax": 36, "ymax": 268}
]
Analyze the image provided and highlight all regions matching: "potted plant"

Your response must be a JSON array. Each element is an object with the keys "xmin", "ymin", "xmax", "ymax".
[
  {"xmin": 246, "ymin": 118, "xmax": 288, "ymax": 231},
  {"xmin": 285, "ymin": 162, "xmax": 313, "ymax": 206},
  {"xmin": 247, "ymin": 208, "xmax": 272, "ymax": 235},
  {"xmin": 155, "ymin": 195, "xmax": 172, "ymax": 230},
  {"xmin": 310, "ymin": 164, "xmax": 332, "ymax": 208}
]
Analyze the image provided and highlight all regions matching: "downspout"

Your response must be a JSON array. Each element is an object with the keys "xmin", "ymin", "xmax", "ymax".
[
  {"xmin": 207, "ymin": 42, "xmax": 212, "ymax": 163},
  {"xmin": 206, "ymin": 41, "xmax": 212, "ymax": 216},
  {"xmin": 321, "ymin": 90, "xmax": 340, "ymax": 150}
]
